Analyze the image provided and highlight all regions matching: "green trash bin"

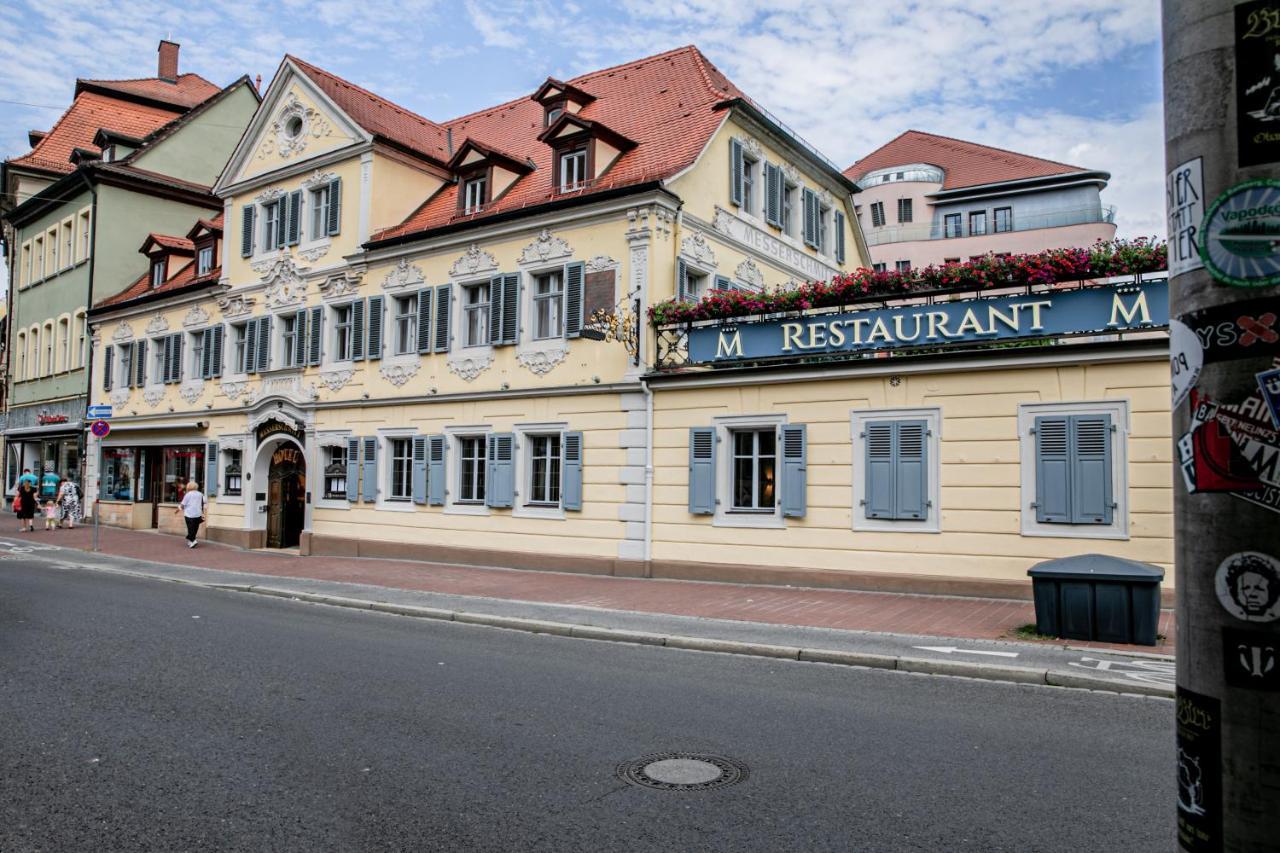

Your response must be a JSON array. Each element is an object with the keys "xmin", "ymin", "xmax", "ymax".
[{"xmin": 1027, "ymin": 554, "xmax": 1164, "ymax": 646}]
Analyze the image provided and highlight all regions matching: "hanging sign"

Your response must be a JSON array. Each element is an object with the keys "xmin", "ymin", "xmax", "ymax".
[
  {"xmin": 1236, "ymin": 0, "xmax": 1280, "ymax": 167},
  {"xmin": 687, "ymin": 280, "xmax": 1168, "ymax": 364},
  {"xmin": 1199, "ymin": 180, "xmax": 1280, "ymax": 287}
]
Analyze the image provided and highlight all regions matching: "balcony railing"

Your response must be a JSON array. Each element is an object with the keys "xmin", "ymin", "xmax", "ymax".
[{"xmin": 863, "ymin": 205, "xmax": 1117, "ymax": 247}]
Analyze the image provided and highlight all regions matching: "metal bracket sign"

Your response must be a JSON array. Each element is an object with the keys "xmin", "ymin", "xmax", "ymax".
[{"xmin": 688, "ymin": 280, "xmax": 1169, "ymax": 364}]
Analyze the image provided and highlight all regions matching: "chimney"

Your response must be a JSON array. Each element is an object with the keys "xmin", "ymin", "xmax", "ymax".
[{"xmin": 157, "ymin": 40, "xmax": 180, "ymax": 81}]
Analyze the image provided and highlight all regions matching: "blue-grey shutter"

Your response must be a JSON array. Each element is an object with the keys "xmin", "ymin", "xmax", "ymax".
[
  {"xmin": 416, "ymin": 288, "xmax": 432, "ymax": 353},
  {"xmin": 411, "ymin": 436, "xmax": 428, "ymax": 505},
  {"xmin": 780, "ymin": 424, "xmax": 807, "ymax": 518},
  {"xmin": 488, "ymin": 275, "xmax": 505, "ymax": 346},
  {"xmin": 211, "ymin": 326, "xmax": 224, "ymax": 378},
  {"xmin": 1071, "ymin": 415, "xmax": 1113, "ymax": 524},
  {"xmin": 161, "ymin": 335, "xmax": 172, "ymax": 383},
  {"xmin": 834, "ymin": 210, "xmax": 846, "ymax": 264},
  {"xmin": 241, "ymin": 205, "xmax": 255, "ymax": 257},
  {"xmin": 486, "ymin": 432, "xmax": 514, "ymax": 508},
  {"xmin": 562, "ymin": 431, "xmax": 583, "ymax": 511},
  {"xmin": 729, "ymin": 137, "xmax": 744, "ymax": 207},
  {"xmin": 564, "ymin": 261, "xmax": 584, "ymax": 338},
  {"xmin": 864, "ymin": 421, "xmax": 895, "ymax": 519},
  {"xmin": 172, "ymin": 334, "xmax": 184, "ymax": 383},
  {"xmin": 366, "ymin": 295, "xmax": 384, "ymax": 361},
  {"xmin": 205, "ymin": 442, "xmax": 218, "ymax": 498},
  {"xmin": 293, "ymin": 310, "xmax": 307, "ymax": 366},
  {"xmin": 427, "ymin": 434, "xmax": 446, "ymax": 506},
  {"xmin": 361, "ymin": 437, "xmax": 378, "ymax": 502},
  {"xmin": 500, "ymin": 273, "xmax": 518, "ymax": 345},
  {"xmin": 103, "ymin": 345, "xmax": 114, "ymax": 391},
  {"xmin": 242, "ymin": 319, "xmax": 256, "ymax": 374},
  {"xmin": 133, "ymin": 340, "xmax": 147, "ymax": 387},
  {"xmin": 345, "ymin": 437, "xmax": 360, "ymax": 502},
  {"xmin": 802, "ymin": 189, "xmax": 818, "ymax": 248},
  {"xmin": 714, "ymin": 274, "xmax": 733, "ymax": 293},
  {"xmin": 307, "ymin": 307, "xmax": 323, "ymax": 366},
  {"xmin": 200, "ymin": 329, "xmax": 212, "ymax": 378},
  {"xmin": 765, "ymin": 162, "xmax": 781, "ymax": 227},
  {"xmin": 1034, "ymin": 416, "xmax": 1072, "ymax": 523},
  {"xmin": 255, "ymin": 315, "xmax": 270, "ymax": 373},
  {"xmin": 688, "ymin": 426, "xmax": 716, "ymax": 515},
  {"xmin": 677, "ymin": 258, "xmax": 690, "ymax": 301},
  {"xmin": 433, "ymin": 284, "xmax": 451, "ymax": 353},
  {"xmin": 895, "ymin": 420, "xmax": 928, "ymax": 520},
  {"xmin": 286, "ymin": 189, "xmax": 302, "ymax": 245},
  {"xmin": 326, "ymin": 178, "xmax": 342, "ymax": 236},
  {"xmin": 351, "ymin": 299, "xmax": 366, "ymax": 361}
]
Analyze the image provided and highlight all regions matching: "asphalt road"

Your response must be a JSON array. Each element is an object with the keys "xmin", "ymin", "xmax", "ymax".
[{"xmin": 0, "ymin": 560, "xmax": 1174, "ymax": 852}]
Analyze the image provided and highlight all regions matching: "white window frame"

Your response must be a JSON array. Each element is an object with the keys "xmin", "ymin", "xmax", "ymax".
[
  {"xmin": 445, "ymin": 425, "xmax": 493, "ymax": 516},
  {"xmin": 463, "ymin": 176, "xmax": 486, "ymax": 214},
  {"xmin": 392, "ymin": 292, "xmax": 418, "ymax": 356},
  {"xmin": 741, "ymin": 154, "xmax": 759, "ymax": 218},
  {"xmin": 196, "ymin": 244, "xmax": 214, "ymax": 275},
  {"xmin": 558, "ymin": 147, "xmax": 587, "ymax": 192},
  {"xmin": 263, "ymin": 199, "xmax": 283, "ymax": 250},
  {"xmin": 78, "ymin": 207, "xmax": 92, "ymax": 263},
  {"xmin": 314, "ymin": 434, "xmax": 353, "ymax": 511},
  {"xmin": 61, "ymin": 218, "xmax": 73, "ymax": 270},
  {"xmin": 309, "ymin": 185, "xmax": 330, "ymax": 242},
  {"xmin": 183, "ymin": 329, "xmax": 206, "ymax": 392},
  {"xmin": 818, "ymin": 203, "xmax": 832, "ymax": 256},
  {"xmin": 513, "ymin": 422, "xmax": 568, "ymax": 520},
  {"xmin": 19, "ymin": 241, "xmax": 31, "ymax": 288},
  {"xmin": 228, "ymin": 321, "xmax": 250, "ymax": 378},
  {"xmin": 145, "ymin": 336, "xmax": 166, "ymax": 391},
  {"xmin": 42, "ymin": 321, "xmax": 54, "ymax": 376},
  {"xmin": 781, "ymin": 180, "xmax": 797, "ymax": 237},
  {"xmin": 57, "ymin": 315, "xmax": 71, "ymax": 373},
  {"xmin": 1017, "ymin": 399, "xmax": 1130, "ymax": 540},
  {"xmin": 850, "ymin": 407, "xmax": 942, "ymax": 533},
  {"xmin": 375, "ymin": 428, "xmax": 417, "ymax": 512},
  {"xmin": 216, "ymin": 437, "xmax": 248, "ymax": 506},
  {"xmin": 34, "ymin": 235, "xmax": 44, "ymax": 281},
  {"xmin": 459, "ymin": 279, "xmax": 491, "ymax": 349},
  {"xmin": 329, "ymin": 303, "xmax": 355, "ymax": 364},
  {"xmin": 711, "ymin": 413, "xmax": 786, "ymax": 530},
  {"xmin": 531, "ymin": 269, "xmax": 564, "ymax": 341}
]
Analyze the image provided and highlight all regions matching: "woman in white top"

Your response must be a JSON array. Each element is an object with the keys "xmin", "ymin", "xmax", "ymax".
[{"xmin": 176, "ymin": 480, "xmax": 206, "ymax": 548}]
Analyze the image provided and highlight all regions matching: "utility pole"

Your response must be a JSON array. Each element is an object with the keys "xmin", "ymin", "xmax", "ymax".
[{"xmin": 1163, "ymin": 2, "xmax": 1280, "ymax": 851}]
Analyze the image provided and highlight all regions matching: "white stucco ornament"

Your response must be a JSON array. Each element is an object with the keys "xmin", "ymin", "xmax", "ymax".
[
  {"xmin": 302, "ymin": 169, "xmax": 338, "ymax": 189},
  {"xmin": 447, "ymin": 351, "xmax": 494, "ymax": 382},
  {"xmin": 179, "ymin": 383, "xmax": 204, "ymax": 404},
  {"xmin": 449, "ymin": 244, "xmax": 498, "ymax": 278},
  {"xmin": 220, "ymin": 381, "xmax": 249, "ymax": 402},
  {"xmin": 318, "ymin": 368, "xmax": 354, "ymax": 393},
  {"xmin": 266, "ymin": 93, "xmax": 336, "ymax": 159},
  {"xmin": 680, "ymin": 231, "xmax": 718, "ymax": 267},
  {"xmin": 215, "ymin": 284, "xmax": 255, "ymax": 318},
  {"xmin": 516, "ymin": 347, "xmax": 568, "ymax": 376},
  {"xmin": 109, "ymin": 389, "xmax": 130, "ymax": 407},
  {"xmin": 259, "ymin": 253, "xmax": 310, "ymax": 308},
  {"xmin": 381, "ymin": 258, "xmax": 426, "ymax": 291},
  {"xmin": 297, "ymin": 244, "xmax": 329, "ymax": 263},
  {"xmin": 111, "ymin": 321, "xmax": 134, "ymax": 343},
  {"xmin": 734, "ymin": 259, "xmax": 765, "ymax": 290},
  {"xmin": 142, "ymin": 388, "xmax": 165, "ymax": 408},
  {"xmin": 318, "ymin": 271, "xmax": 362, "ymax": 300},
  {"xmin": 585, "ymin": 255, "xmax": 618, "ymax": 272},
  {"xmin": 183, "ymin": 305, "xmax": 211, "ymax": 328},
  {"xmin": 519, "ymin": 229, "xmax": 572, "ymax": 265},
  {"xmin": 380, "ymin": 362, "xmax": 420, "ymax": 387},
  {"xmin": 145, "ymin": 313, "xmax": 170, "ymax": 335}
]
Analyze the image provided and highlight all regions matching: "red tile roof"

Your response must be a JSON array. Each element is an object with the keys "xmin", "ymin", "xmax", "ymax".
[
  {"xmin": 141, "ymin": 233, "xmax": 195, "ymax": 253},
  {"xmin": 96, "ymin": 212, "xmax": 224, "ymax": 310},
  {"xmin": 844, "ymin": 130, "xmax": 1090, "ymax": 191},
  {"xmin": 76, "ymin": 73, "xmax": 221, "ymax": 109},
  {"xmin": 370, "ymin": 45, "xmax": 744, "ymax": 242},
  {"xmin": 7, "ymin": 91, "xmax": 185, "ymax": 175},
  {"xmin": 288, "ymin": 56, "xmax": 451, "ymax": 163}
]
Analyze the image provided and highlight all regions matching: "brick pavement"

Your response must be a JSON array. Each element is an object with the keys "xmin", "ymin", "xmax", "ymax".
[{"xmin": 1, "ymin": 525, "xmax": 1176, "ymax": 654}]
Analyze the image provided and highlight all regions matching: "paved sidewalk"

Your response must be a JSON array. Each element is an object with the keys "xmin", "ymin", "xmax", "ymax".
[{"xmin": 0, "ymin": 524, "xmax": 1175, "ymax": 653}]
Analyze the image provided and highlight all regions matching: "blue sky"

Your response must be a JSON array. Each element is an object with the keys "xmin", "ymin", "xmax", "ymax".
[{"xmin": 1, "ymin": 0, "xmax": 1165, "ymax": 253}]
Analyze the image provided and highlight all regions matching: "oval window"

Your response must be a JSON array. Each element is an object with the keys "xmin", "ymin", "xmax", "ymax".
[{"xmin": 285, "ymin": 116, "xmax": 304, "ymax": 139}]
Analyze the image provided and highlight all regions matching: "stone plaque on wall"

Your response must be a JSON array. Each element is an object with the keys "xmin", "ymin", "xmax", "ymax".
[{"xmin": 583, "ymin": 269, "xmax": 616, "ymax": 320}]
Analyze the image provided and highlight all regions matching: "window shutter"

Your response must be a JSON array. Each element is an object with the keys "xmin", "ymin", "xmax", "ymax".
[
  {"xmin": 864, "ymin": 421, "xmax": 895, "ymax": 519},
  {"xmin": 562, "ymin": 431, "xmax": 583, "ymax": 511},
  {"xmin": 361, "ymin": 437, "xmax": 378, "ymax": 502},
  {"xmin": 241, "ymin": 205, "xmax": 255, "ymax": 257},
  {"xmin": 834, "ymin": 210, "xmax": 846, "ymax": 264},
  {"xmin": 433, "ymin": 284, "xmax": 451, "ymax": 353},
  {"xmin": 103, "ymin": 345, "xmax": 113, "ymax": 391},
  {"xmin": 895, "ymin": 420, "xmax": 928, "ymax": 520},
  {"xmin": 351, "ymin": 298, "xmax": 366, "ymax": 361},
  {"xmin": 677, "ymin": 257, "xmax": 690, "ymax": 301},
  {"xmin": 486, "ymin": 432, "xmax": 515, "ymax": 508},
  {"xmin": 500, "ymin": 273, "xmax": 519, "ymax": 345},
  {"xmin": 205, "ymin": 442, "xmax": 219, "ymax": 498},
  {"xmin": 171, "ymin": 334, "xmax": 184, "ymax": 383},
  {"xmin": 1034, "ymin": 416, "xmax": 1072, "ymax": 523},
  {"xmin": 327, "ymin": 178, "xmax": 342, "ymax": 236},
  {"xmin": 133, "ymin": 340, "xmax": 147, "ymax": 387},
  {"xmin": 293, "ymin": 310, "xmax": 307, "ymax": 366},
  {"xmin": 286, "ymin": 189, "xmax": 302, "ymax": 245},
  {"xmin": 688, "ymin": 427, "xmax": 717, "ymax": 515},
  {"xmin": 1071, "ymin": 415, "xmax": 1113, "ymax": 524},
  {"xmin": 200, "ymin": 329, "xmax": 212, "ymax": 379},
  {"xmin": 345, "ymin": 437, "xmax": 360, "ymax": 502},
  {"xmin": 729, "ymin": 137, "xmax": 744, "ymax": 207},
  {"xmin": 211, "ymin": 326, "xmax": 224, "ymax": 378},
  {"xmin": 366, "ymin": 295, "xmax": 384, "ymax": 361},
  {"xmin": 255, "ymin": 315, "xmax": 271, "ymax": 373},
  {"xmin": 765, "ymin": 162, "xmax": 781, "ymax": 227},
  {"xmin": 307, "ymin": 307, "xmax": 323, "ymax": 366},
  {"xmin": 427, "ymin": 434, "xmax": 446, "ymax": 506},
  {"xmin": 488, "ymin": 275, "xmax": 505, "ymax": 346},
  {"xmin": 161, "ymin": 335, "xmax": 172, "ymax": 384},
  {"xmin": 564, "ymin": 261, "xmax": 584, "ymax": 338},
  {"xmin": 242, "ymin": 319, "xmax": 257, "ymax": 374},
  {"xmin": 416, "ymin": 288, "xmax": 433, "ymax": 353},
  {"xmin": 411, "ymin": 436, "xmax": 428, "ymax": 505},
  {"xmin": 714, "ymin": 274, "xmax": 733, "ymax": 293},
  {"xmin": 802, "ymin": 189, "xmax": 818, "ymax": 248},
  {"xmin": 780, "ymin": 424, "xmax": 807, "ymax": 518}
]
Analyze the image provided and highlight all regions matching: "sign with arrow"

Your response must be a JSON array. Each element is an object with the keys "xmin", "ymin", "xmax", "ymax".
[{"xmin": 913, "ymin": 645, "xmax": 1019, "ymax": 658}]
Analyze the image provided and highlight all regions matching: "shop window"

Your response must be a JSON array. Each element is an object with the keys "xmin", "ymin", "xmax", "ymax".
[
  {"xmin": 223, "ymin": 450, "xmax": 242, "ymax": 496},
  {"xmin": 162, "ymin": 446, "xmax": 205, "ymax": 504},
  {"xmin": 323, "ymin": 445, "xmax": 348, "ymax": 500},
  {"xmin": 102, "ymin": 448, "xmax": 136, "ymax": 500},
  {"xmin": 526, "ymin": 434, "xmax": 562, "ymax": 507},
  {"xmin": 458, "ymin": 435, "xmax": 487, "ymax": 503},
  {"xmin": 1019, "ymin": 401, "xmax": 1127, "ymax": 539},
  {"xmin": 388, "ymin": 438, "xmax": 413, "ymax": 501}
]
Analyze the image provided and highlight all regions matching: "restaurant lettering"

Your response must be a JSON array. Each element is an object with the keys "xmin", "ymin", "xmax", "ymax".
[{"xmin": 688, "ymin": 280, "xmax": 1168, "ymax": 364}]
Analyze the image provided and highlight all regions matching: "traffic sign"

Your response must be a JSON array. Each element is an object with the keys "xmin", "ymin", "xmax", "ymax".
[
  {"xmin": 90, "ymin": 420, "xmax": 111, "ymax": 438},
  {"xmin": 87, "ymin": 405, "xmax": 113, "ymax": 419}
]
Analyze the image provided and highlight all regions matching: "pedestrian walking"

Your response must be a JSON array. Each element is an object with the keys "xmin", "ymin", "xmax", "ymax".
[
  {"xmin": 176, "ymin": 480, "xmax": 205, "ymax": 548},
  {"xmin": 57, "ymin": 478, "xmax": 82, "ymax": 529},
  {"xmin": 15, "ymin": 482, "xmax": 37, "ymax": 533},
  {"xmin": 18, "ymin": 469, "xmax": 36, "ymax": 488},
  {"xmin": 40, "ymin": 465, "xmax": 60, "ymax": 502},
  {"xmin": 43, "ymin": 499, "xmax": 59, "ymax": 531}
]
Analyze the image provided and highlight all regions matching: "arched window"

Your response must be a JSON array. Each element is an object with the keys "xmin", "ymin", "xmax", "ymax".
[
  {"xmin": 43, "ymin": 322, "xmax": 54, "ymax": 376},
  {"xmin": 74, "ymin": 310, "xmax": 88, "ymax": 369},
  {"xmin": 29, "ymin": 326, "xmax": 40, "ymax": 378},
  {"xmin": 16, "ymin": 332, "xmax": 26, "ymax": 380},
  {"xmin": 58, "ymin": 316, "xmax": 70, "ymax": 373}
]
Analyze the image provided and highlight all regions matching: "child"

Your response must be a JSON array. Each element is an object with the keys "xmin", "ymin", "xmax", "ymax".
[{"xmin": 43, "ymin": 499, "xmax": 59, "ymax": 531}]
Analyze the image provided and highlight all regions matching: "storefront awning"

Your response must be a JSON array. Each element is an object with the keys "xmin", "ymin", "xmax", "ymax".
[
  {"xmin": 88, "ymin": 420, "xmax": 208, "ymax": 434},
  {"xmin": 5, "ymin": 422, "xmax": 85, "ymax": 438}
]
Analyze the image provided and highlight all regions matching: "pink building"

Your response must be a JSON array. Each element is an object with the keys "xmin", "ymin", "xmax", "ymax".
[{"xmin": 845, "ymin": 131, "xmax": 1117, "ymax": 271}]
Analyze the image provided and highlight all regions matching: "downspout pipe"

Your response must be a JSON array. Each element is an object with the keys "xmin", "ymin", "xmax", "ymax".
[
  {"xmin": 78, "ymin": 170, "xmax": 98, "ymax": 500},
  {"xmin": 642, "ymin": 375, "xmax": 654, "ymax": 572}
]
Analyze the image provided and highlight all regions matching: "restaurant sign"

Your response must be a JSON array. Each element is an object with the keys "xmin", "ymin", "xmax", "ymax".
[{"xmin": 688, "ymin": 280, "xmax": 1169, "ymax": 364}]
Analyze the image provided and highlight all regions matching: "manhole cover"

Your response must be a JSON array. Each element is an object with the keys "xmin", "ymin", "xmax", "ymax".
[{"xmin": 617, "ymin": 752, "xmax": 748, "ymax": 791}]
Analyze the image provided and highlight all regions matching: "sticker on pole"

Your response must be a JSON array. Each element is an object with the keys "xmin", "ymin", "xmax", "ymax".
[
  {"xmin": 1215, "ymin": 551, "xmax": 1280, "ymax": 623},
  {"xmin": 1166, "ymin": 157, "xmax": 1205, "ymax": 276},
  {"xmin": 90, "ymin": 419, "xmax": 110, "ymax": 438},
  {"xmin": 1170, "ymin": 319, "xmax": 1203, "ymax": 407},
  {"xmin": 1199, "ymin": 179, "xmax": 1280, "ymax": 287},
  {"xmin": 1258, "ymin": 366, "xmax": 1280, "ymax": 428}
]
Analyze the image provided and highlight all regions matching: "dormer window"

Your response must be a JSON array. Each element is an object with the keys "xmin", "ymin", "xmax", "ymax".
[
  {"xmin": 463, "ymin": 175, "xmax": 487, "ymax": 214},
  {"xmin": 540, "ymin": 114, "xmax": 635, "ymax": 195},
  {"xmin": 150, "ymin": 259, "xmax": 165, "ymax": 287},
  {"xmin": 101, "ymin": 145, "xmax": 116, "ymax": 163},
  {"xmin": 545, "ymin": 102, "xmax": 565, "ymax": 127},
  {"xmin": 558, "ymin": 146, "xmax": 588, "ymax": 192},
  {"xmin": 196, "ymin": 243, "xmax": 215, "ymax": 275}
]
